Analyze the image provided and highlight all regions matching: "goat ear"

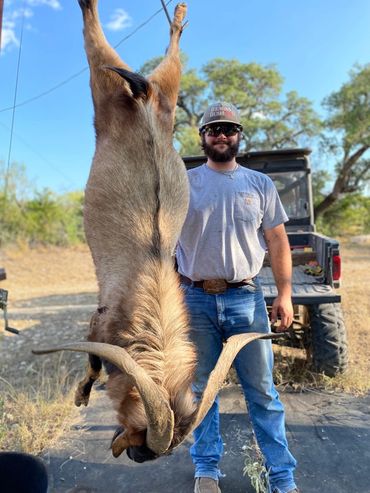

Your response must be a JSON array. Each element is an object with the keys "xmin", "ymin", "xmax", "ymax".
[
  {"xmin": 111, "ymin": 430, "xmax": 130, "ymax": 458},
  {"xmin": 105, "ymin": 66, "xmax": 149, "ymax": 99}
]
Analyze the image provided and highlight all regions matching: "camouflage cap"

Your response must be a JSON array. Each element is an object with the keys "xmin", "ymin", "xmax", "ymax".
[{"xmin": 199, "ymin": 102, "xmax": 242, "ymax": 130}]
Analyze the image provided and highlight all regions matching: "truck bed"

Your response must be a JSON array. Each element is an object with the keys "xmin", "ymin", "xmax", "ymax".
[
  {"xmin": 261, "ymin": 230, "xmax": 341, "ymax": 305},
  {"xmin": 260, "ymin": 266, "xmax": 341, "ymax": 305}
]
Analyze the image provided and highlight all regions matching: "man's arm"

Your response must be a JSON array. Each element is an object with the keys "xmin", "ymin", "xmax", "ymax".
[{"xmin": 264, "ymin": 223, "xmax": 293, "ymax": 332}]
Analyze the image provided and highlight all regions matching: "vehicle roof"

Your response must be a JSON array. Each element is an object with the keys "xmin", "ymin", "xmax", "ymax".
[{"xmin": 182, "ymin": 148, "xmax": 312, "ymax": 172}]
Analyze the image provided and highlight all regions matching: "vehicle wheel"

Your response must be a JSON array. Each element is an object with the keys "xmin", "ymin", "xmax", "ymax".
[{"xmin": 307, "ymin": 303, "xmax": 348, "ymax": 377}]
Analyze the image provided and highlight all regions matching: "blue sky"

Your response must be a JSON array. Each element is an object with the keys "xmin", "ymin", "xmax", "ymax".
[{"xmin": 1, "ymin": 0, "xmax": 370, "ymax": 193}]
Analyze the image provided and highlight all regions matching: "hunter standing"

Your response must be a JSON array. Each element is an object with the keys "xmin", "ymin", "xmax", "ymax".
[{"xmin": 176, "ymin": 102, "xmax": 299, "ymax": 493}]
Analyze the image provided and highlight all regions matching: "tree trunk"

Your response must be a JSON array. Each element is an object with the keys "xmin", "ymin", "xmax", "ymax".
[{"xmin": 314, "ymin": 145, "xmax": 369, "ymax": 217}]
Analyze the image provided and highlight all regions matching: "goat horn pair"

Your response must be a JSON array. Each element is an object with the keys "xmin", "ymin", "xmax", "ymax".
[{"xmin": 32, "ymin": 342, "xmax": 174, "ymax": 455}]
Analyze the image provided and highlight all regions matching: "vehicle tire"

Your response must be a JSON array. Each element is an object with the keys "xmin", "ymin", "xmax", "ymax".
[{"xmin": 307, "ymin": 303, "xmax": 348, "ymax": 377}]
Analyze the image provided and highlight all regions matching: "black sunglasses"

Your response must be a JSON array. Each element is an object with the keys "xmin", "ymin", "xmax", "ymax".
[{"xmin": 202, "ymin": 124, "xmax": 242, "ymax": 137}]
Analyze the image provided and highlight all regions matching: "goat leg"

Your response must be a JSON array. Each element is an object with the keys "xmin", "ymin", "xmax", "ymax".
[
  {"xmin": 77, "ymin": 0, "xmax": 132, "ymax": 108},
  {"xmin": 149, "ymin": 3, "xmax": 187, "ymax": 117},
  {"xmin": 75, "ymin": 310, "xmax": 103, "ymax": 407}
]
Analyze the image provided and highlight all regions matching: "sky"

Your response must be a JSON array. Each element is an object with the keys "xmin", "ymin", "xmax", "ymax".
[{"xmin": 0, "ymin": 0, "xmax": 370, "ymax": 194}]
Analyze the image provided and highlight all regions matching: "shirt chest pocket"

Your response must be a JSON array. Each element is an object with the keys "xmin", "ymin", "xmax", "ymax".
[{"xmin": 234, "ymin": 192, "xmax": 262, "ymax": 223}]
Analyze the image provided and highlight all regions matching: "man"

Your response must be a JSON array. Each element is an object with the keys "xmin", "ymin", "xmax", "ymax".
[{"xmin": 176, "ymin": 102, "xmax": 299, "ymax": 493}]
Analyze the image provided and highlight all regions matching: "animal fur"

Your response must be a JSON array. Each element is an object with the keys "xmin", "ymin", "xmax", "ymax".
[{"xmin": 75, "ymin": 0, "xmax": 196, "ymax": 459}]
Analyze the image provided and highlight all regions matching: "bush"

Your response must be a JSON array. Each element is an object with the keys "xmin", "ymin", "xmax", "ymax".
[
  {"xmin": 315, "ymin": 193, "xmax": 370, "ymax": 237},
  {"xmin": 0, "ymin": 161, "xmax": 85, "ymax": 247}
]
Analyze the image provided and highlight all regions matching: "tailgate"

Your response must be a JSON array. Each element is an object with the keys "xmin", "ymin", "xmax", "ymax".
[{"xmin": 260, "ymin": 266, "xmax": 341, "ymax": 305}]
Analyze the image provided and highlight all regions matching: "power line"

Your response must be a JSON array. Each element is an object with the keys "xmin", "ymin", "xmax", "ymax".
[
  {"xmin": 0, "ymin": 0, "xmax": 4, "ymax": 52},
  {"xmin": 0, "ymin": 0, "xmax": 174, "ymax": 114},
  {"xmin": 3, "ymin": 3, "xmax": 26, "ymax": 198},
  {"xmin": 0, "ymin": 120, "xmax": 79, "ymax": 189}
]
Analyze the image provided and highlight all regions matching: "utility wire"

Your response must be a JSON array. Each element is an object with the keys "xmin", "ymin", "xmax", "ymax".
[
  {"xmin": 0, "ymin": 0, "xmax": 174, "ymax": 114},
  {"xmin": 0, "ymin": 0, "xmax": 4, "ymax": 52},
  {"xmin": 160, "ymin": 0, "xmax": 172, "ymax": 25},
  {"xmin": 3, "ymin": 3, "xmax": 26, "ymax": 201},
  {"xmin": 0, "ymin": 120, "xmax": 78, "ymax": 189}
]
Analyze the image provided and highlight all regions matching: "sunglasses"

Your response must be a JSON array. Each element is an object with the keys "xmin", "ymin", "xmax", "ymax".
[{"xmin": 202, "ymin": 124, "xmax": 242, "ymax": 137}]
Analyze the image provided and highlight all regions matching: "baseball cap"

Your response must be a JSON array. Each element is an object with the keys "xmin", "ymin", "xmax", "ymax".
[{"xmin": 199, "ymin": 102, "xmax": 243, "ymax": 131}]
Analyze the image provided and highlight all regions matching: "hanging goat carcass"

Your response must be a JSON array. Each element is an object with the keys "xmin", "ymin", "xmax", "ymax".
[{"xmin": 33, "ymin": 0, "xmax": 279, "ymax": 463}]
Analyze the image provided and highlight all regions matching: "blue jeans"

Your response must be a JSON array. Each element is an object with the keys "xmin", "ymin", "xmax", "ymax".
[{"xmin": 182, "ymin": 279, "xmax": 297, "ymax": 493}]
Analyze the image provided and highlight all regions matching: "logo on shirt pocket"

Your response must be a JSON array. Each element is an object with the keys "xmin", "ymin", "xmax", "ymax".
[{"xmin": 234, "ymin": 192, "xmax": 261, "ymax": 223}]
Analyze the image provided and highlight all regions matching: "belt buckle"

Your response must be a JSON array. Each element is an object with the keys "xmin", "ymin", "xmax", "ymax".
[{"xmin": 203, "ymin": 279, "xmax": 227, "ymax": 294}]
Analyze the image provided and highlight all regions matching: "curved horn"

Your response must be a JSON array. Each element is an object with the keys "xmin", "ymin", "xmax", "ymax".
[
  {"xmin": 32, "ymin": 342, "xmax": 174, "ymax": 454},
  {"xmin": 189, "ymin": 332, "xmax": 282, "ymax": 433}
]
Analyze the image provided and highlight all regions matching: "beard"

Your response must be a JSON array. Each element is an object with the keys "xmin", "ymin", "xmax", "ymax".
[{"xmin": 201, "ymin": 136, "xmax": 241, "ymax": 163}]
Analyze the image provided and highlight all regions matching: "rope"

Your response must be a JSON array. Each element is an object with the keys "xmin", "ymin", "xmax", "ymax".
[{"xmin": 160, "ymin": 0, "xmax": 172, "ymax": 25}]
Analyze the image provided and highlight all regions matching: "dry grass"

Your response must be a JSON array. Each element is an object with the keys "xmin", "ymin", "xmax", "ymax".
[
  {"xmin": 0, "ymin": 356, "xmax": 80, "ymax": 454},
  {"xmin": 338, "ymin": 240, "xmax": 370, "ymax": 393}
]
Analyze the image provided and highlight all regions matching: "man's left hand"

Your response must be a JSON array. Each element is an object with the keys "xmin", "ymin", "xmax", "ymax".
[{"xmin": 270, "ymin": 295, "xmax": 293, "ymax": 332}]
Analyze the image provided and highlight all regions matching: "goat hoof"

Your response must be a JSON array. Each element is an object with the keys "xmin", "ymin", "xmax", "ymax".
[
  {"xmin": 75, "ymin": 389, "xmax": 90, "ymax": 407},
  {"xmin": 173, "ymin": 3, "xmax": 187, "ymax": 25},
  {"xmin": 78, "ymin": 0, "xmax": 92, "ymax": 11}
]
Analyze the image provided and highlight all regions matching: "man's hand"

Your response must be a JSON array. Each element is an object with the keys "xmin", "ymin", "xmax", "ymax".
[
  {"xmin": 264, "ymin": 224, "xmax": 293, "ymax": 332},
  {"xmin": 270, "ymin": 294, "xmax": 293, "ymax": 332}
]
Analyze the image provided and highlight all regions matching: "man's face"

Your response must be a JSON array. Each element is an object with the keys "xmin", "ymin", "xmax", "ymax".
[{"xmin": 201, "ymin": 124, "xmax": 242, "ymax": 163}]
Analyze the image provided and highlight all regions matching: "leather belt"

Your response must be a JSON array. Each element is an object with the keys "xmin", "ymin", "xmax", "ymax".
[{"xmin": 180, "ymin": 275, "xmax": 252, "ymax": 294}]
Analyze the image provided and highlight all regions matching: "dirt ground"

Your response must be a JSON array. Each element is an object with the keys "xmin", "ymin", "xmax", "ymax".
[{"xmin": 0, "ymin": 245, "xmax": 97, "ymax": 388}]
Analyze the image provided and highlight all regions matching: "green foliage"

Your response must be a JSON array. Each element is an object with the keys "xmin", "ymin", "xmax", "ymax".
[
  {"xmin": 316, "ymin": 193, "xmax": 370, "ymax": 237},
  {"xmin": 22, "ymin": 189, "xmax": 84, "ymax": 246},
  {"xmin": 0, "ymin": 161, "xmax": 85, "ymax": 247},
  {"xmin": 195, "ymin": 58, "xmax": 319, "ymax": 152},
  {"xmin": 177, "ymin": 126, "xmax": 202, "ymax": 155},
  {"xmin": 311, "ymin": 169, "xmax": 332, "ymax": 206},
  {"xmin": 324, "ymin": 64, "xmax": 370, "ymax": 149},
  {"xmin": 141, "ymin": 54, "xmax": 321, "ymax": 155},
  {"xmin": 315, "ymin": 64, "xmax": 370, "ymax": 216},
  {"xmin": 313, "ymin": 169, "xmax": 370, "ymax": 235}
]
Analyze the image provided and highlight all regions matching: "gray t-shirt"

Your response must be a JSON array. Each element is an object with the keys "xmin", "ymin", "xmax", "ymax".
[{"xmin": 176, "ymin": 163, "xmax": 288, "ymax": 282}]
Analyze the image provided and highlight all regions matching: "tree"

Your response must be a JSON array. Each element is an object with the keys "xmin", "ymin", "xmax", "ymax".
[
  {"xmin": 0, "ymin": 161, "xmax": 85, "ymax": 246},
  {"xmin": 201, "ymin": 59, "xmax": 320, "ymax": 151},
  {"xmin": 140, "ymin": 56, "xmax": 321, "ymax": 156},
  {"xmin": 315, "ymin": 64, "xmax": 370, "ymax": 217},
  {"xmin": 0, "ymin": 161, "xmax": 32, "ymax": 245}
]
